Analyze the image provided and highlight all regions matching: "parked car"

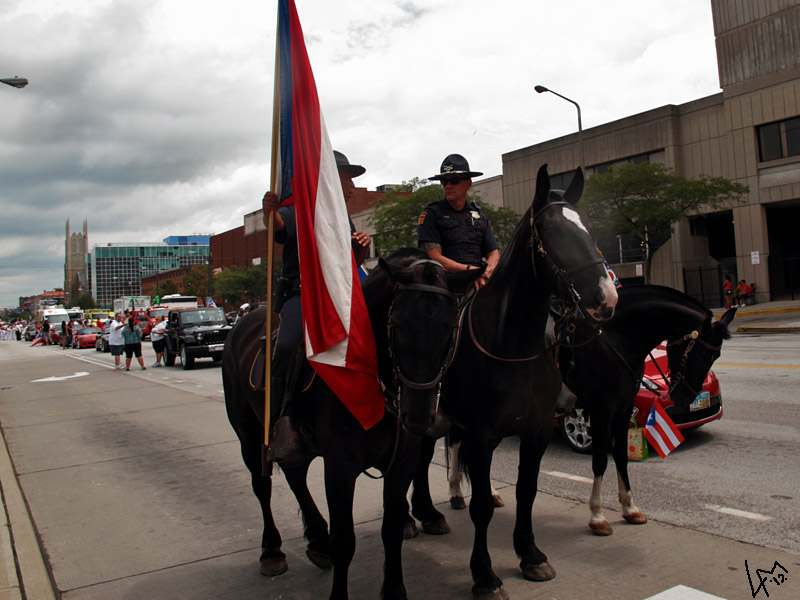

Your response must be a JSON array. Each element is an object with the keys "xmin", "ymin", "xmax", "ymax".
[
  {"xmin": 74, "ymin": 327, "xmax": 102, "ymax": 349},
  {"xmin": 558, "ymin": 345, "xmax": 723, "ymax": 453},
  {"xmin": 23, "ymin": 324, "xmax": 38, "ymax": 341},
  {"xmin": 95, "ymin": 320, "xmax": 112, "ymax": 352}
]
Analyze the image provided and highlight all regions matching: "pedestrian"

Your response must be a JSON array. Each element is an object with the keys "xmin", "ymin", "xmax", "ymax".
[
  {"xmin": 150, "ymin": 315, "xmax": 167, "ymax": 367},
  {"xmin": 723, "ymin": 274, "xmax": 733, "ymax": 309},
  {"xmin": 234, "ymin": 303, "xmax": 250, "ymax": 325},
  {"xmin": 71, "ymin": 318, "xmax": 81, "ymax": 348},
  {"xmin": 122, "ymin": 316, "xmax": 146, "ymax": 371},
  {"xmin": 417, "ymin": 153, "xmax": 500, "ymax": 291},
  {"xmin": 260, "ymin": 149, "xmax": 372, "ymax": 465},
  {"xmin": 109, "ymin": 312, "xmax": 125, "ymax": 369},
  {"xmin": 41, "ymin": 320, "xmax": 50, "ymax": 345},
  {"xmin": 60, "ymin": 320, "xmax": 69, "ymax": 349}
]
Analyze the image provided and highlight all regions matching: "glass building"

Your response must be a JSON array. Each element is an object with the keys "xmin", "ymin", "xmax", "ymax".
[{"xmin": 90, "ymin": 242, "xmax": 209, "ymax": 306}]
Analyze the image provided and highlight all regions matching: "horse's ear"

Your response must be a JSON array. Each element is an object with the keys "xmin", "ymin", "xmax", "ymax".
[
  {"xmin": 533, "ymin": 163, "xmax": 550, "ymax": 213},
  {"xmin": 714, "ymin": 307, "xmax": 736, "ymax": 341},
  {"xmin": 719, "ymin": 306, "xmax": 737, "ymax": 326},
  {"xmin": 564, "ymin": 167, "xmax": 584, "ymax": 205}
]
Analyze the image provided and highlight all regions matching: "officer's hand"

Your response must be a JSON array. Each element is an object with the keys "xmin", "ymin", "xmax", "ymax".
[
  {"xmin": 352, "ymin": 230, "xmax": 371, "ymax": 248},
  {"xmin": 262, "ymin": 192, "xmax": 285, "ymax": 230}
]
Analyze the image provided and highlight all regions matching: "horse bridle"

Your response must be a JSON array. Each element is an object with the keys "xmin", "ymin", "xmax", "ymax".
[
  {"xmin": 385, "ymin": 259, "xmax": 458, "ymax": 413},
  {"xmin": 659, "ymin": 328, "xmax": 722, "ymax": 397}
]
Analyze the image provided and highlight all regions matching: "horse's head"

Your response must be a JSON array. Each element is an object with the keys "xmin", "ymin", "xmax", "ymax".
[
  {"xmin": 665, "ymin": 307, "xmax": 735, "ymax": 406},
  {"xmin": 532, "ymin": 164, "xmax": 618, "ymax": 323},
  {"xmin": 378, "ymin": 254, "xmax": 482, "ymax": 435}
]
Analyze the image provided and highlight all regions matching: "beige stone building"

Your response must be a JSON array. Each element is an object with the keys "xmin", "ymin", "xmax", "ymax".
[{"xmin": 502, "ymin": 0, "xmax": 800, "ymax": 306}]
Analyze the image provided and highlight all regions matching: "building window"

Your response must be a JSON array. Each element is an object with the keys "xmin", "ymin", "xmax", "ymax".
[{"xmin": 758, "ymin": 117, "xmax": 800, "ymax": 162}]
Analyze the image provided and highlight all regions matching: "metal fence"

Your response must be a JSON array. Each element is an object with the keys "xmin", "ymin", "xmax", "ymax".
[
  {"xmin": 682, "ymin": 265, "xmax": 732, "ymax": 309},
  {"xmin": 768, "ymin": 255, "xmax": 800, "ymax": 301}
]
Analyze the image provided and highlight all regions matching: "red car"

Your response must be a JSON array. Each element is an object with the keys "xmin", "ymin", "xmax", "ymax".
[
  {"xmin": 74, "ymin": 327, "xmax": 103, "ymax": 349},
  {"xmin": 558, "ymin": 344, "xmax": 723, "ymax": 453}
]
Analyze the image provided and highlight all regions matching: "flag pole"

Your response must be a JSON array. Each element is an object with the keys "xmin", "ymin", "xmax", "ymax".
[{"xmin": 265, "ymin": 6, "xmax": 281, "ymax": 447}]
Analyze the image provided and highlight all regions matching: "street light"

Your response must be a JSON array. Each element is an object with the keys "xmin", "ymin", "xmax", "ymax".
[
  {"xmin": 535, "ymin": 84, "xmax": 584, "ymax": 172},
  {"xmin": 1, "ymin": 77, "xmax": 29, "ymax": 89}
]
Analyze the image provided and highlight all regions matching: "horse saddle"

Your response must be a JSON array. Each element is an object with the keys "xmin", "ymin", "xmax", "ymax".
[{"xmin": 248, "ymin": 338, "xmax": 315, "ymax": 397}]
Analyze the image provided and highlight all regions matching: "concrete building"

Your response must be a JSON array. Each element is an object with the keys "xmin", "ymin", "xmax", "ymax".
[
  {"xmin": 64, "ymin": 219, "xmax": 88, "ymax": 302},
  {"xmin": 502, "ymin": 0, "xmax": 800, "ymax": 306}
]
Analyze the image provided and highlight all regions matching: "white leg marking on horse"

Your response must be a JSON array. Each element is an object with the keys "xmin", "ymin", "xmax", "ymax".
[
  {"xmin": 617, "ymin": 472, "xmax": 640, "ymax": 516},
  {"xmin": 447, "ymin": 441, "xmax": 464, "ymax": 499},
  {"xmin": 589, "ymin": 475, "xmax": 605, "ymax": 524}
]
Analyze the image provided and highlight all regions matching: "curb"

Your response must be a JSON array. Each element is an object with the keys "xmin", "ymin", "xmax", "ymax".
[
  {"xmin": 0, "ymin": 427, "xmax": 57, "ymax": 600},
  {"xmin": 736, "ymin": 325, "xmax": 800, "ymax": 333}
]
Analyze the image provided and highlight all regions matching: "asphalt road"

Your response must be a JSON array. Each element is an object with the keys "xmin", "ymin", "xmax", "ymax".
[{"xmin": 66, "ymin": 331, "xmax": 800, "ymax": 555}]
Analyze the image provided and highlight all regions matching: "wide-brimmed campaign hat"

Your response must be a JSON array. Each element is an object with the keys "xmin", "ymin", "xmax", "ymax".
[
  {"xmin": 334, "ymin": 150, "xmax": 366, "ymax": 177},
  {"xmin": 430, "ymin": 154, "xmax": 483, "ymax": 180}
]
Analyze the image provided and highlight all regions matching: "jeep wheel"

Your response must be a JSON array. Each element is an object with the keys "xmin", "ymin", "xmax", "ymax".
[
  {"xmin": 212, "ymin": 353, "xmax": 223, "ymax": 362},
  {"xmin": 164, "ymin": 350, "xmax": 176, "ymax": 367},
  {"xmin": 180, "ymin": 345, "xmax": 195, "ymax": 370}
]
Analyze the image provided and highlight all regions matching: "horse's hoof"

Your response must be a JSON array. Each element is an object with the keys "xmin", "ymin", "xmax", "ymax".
[
  {"xmin": 450, "ymin": 495, "xmax": 466, "ymax": 510},
  {"xmin": 472, "ymin": 584, "xmax": 509, "ymax": 600},
  {"xmin": 306, "ymin": 548, "xmax": 332, "ymax": 570},
  {"xmin": 403, "ymin": 519, "xmax": 419, "ymax": 539},
  {"xmin": 492, "ymin": 493, "xmax": 504, "ymax": 508},
  {"xmin": 260, "ymin": 555, "xmax": 288, "ymax": 576},
  {"xmin": 520, "ymin": 560, "xmax": 556, "ymax": 581},
  {"xmin": 623, "ymin": 511, "xmax": 647, "ymax": 525},
  {"xmin": 421, "ymin": 517, "xmax": 451, "ymax": 535},
  {"xmin": 589, "ymin": 520, "xmax": 613, "ymax": 536}
]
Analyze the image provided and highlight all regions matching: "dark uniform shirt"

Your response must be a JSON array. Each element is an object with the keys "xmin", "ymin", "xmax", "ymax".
[{"xmin": 417, "ymin": 199, "xmax": 499, "ymax": 266}]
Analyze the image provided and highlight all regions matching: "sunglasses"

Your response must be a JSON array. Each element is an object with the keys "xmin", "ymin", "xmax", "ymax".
[{"xmin": 441, "ymin": 177, "xmax": 465, "ymax": 186}]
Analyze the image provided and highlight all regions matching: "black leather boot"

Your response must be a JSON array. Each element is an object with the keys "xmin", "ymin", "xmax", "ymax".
[{"xmin": 266, "ymin": 377, "xmax": 307, "ymax": 467}]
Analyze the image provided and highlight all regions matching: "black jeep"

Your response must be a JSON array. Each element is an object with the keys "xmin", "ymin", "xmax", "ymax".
[{"xmin": 164, "ymin": 307, "xmax": 231, "ymax": 370}]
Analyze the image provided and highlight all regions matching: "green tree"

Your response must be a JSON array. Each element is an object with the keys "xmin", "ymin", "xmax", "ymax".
[
  {"xmin": 182, "ymin": 264, "xmax": 214, "ymax": 299},
  {"xmin": 369, "ymin": 180, "xmax": 520, "ymax": 257},
  {"xmin": 75, "ymin": 293, "xmax": 96, "ymax": 310},
  {"xmin": 581, "ymin": 162, "xmax": 748, "ymax": 282},
  {"xmin": 215, "ymin": 265, "xmax": 249, "ymax": 306},
  {"xmin": 160, "ymin": 280, "xmax": 179, "ymax": 296}
]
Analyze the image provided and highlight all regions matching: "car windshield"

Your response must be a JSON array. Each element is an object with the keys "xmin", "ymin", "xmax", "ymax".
[
  {"xmin": 79, "ymin": 328, "xmax": 101, "ymax": 335},
  {"xmin": 181, "ymin": 309, "xmax": 225, "ymax": 325}
]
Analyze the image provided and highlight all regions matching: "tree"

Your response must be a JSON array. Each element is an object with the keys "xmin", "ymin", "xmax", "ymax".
[
  {"xmin": 75, "ymin": 293, "xmax": 96, "ymax": 310},
  {"xmin": 369, "ymin": 180, "xmax": 521, "ymax": 257},
  {"xmin": 182, "ymin": 264, "xmax": 214, "ymax": 300},
  {"xmin": 160, "ymin": 280, "xmax": 179, "ymax": 297},
  {"xmin": 215, "ymin": 265, "xmax": 249, "ymax": 306},
  {"xmin": 581, "ymin": 162, "xmax": 748, "ymax": 282}
]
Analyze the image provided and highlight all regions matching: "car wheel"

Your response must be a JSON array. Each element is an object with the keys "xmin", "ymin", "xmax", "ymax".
[
  {"xmin": 96, "ymin": 340, "xmax": 102, "ymax": 351},
  {"xmin": 559, "ymin": 409, "xmax": 593, "ymax": 454},
  {"xmin": 212, "ymin": 353, "xmax": 223, "ymax": 362},
  {"xmin": 103, "ymin": 340, "xmax": 110, "ymax": 353},
  {"xmin": 180, "ymin": 345, "xmax": 194, "ymax": 370},
  {"xmin": 164, "ymin": 350, "xmax": 176, "ymax": 367}
]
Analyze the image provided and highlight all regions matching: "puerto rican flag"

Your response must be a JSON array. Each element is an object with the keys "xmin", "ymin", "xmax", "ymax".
[
  {"xmin": 271, "ymin": 0, "xmax": 383, "ymax": 429},
  {"xmin": 644, "ymin": 402, "xmax": 685, "ymax": 458}
]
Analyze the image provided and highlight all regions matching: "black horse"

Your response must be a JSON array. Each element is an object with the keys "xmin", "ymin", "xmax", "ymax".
[
  {"xmin": 401, "ymin": 164, "xmax": 618, "ymax": 600},
  {"xmin": 223, "ymin": 248, "xmax": 481, "ymax": 600},
  {"xmin": 556, "ymin": 285, "xmax": 736, "ymax": 535}
]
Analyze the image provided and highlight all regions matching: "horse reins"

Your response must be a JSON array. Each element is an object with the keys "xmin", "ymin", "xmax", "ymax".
[{"xmin": 659, "ymin": 329, "xmax": 722, "ymax": 397}]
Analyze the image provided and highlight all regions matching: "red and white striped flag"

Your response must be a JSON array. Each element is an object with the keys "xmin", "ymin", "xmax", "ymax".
[
  {"xmin": 271, "ymin": 0, "xmax": 383, "ymax": 429},
  {"xmin": 644, "ymin": 402, "xmax": 685, "ymax": 458}
]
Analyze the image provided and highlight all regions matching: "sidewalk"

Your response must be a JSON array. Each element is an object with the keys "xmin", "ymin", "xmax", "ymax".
[{"xmin": 712, "ymin": 298, "xmax": 800, "ymax": 333}]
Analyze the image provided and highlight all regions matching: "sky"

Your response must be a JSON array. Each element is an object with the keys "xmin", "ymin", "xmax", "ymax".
[{"xmin": 0, "ymin": 0, "xmax": 722, "ymax": 310}]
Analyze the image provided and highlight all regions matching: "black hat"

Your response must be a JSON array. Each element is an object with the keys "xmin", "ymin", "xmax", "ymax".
[
  {"xmin": 430, "ymin": 154, "xmax": 483, "ymax": 180},
  {"xmin": 333, "ymin": 150, "xmax": 366, "ymax": 177}
]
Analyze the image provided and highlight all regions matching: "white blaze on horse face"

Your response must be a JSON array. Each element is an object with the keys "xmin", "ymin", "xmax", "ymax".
[{"xmin": 561, "ymin": 206, "xmax": 589, "ymax": 234}]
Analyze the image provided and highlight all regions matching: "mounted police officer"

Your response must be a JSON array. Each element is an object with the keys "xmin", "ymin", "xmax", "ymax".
[
  {"xmin": 261, "ymin": 150, "xmax": 371, "ymax": 465},
  {"xmin": 417, "ymin": 154, "xmax": 500, "ymax": 290}
]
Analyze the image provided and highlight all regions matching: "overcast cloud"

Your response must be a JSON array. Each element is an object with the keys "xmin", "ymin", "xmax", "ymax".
[{"xmin": 0, "ymin": 0, "xmax": 720, "ymax": 309}]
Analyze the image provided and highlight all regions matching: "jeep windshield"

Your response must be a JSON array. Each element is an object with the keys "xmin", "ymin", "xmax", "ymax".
[{"xmin": 181, "ymin": 309, "xmax": 226, "ymax": 325}]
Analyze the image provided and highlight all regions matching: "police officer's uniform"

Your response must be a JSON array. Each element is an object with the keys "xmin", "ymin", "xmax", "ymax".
[{"xmin": 417, "ymin": 199, "xmax": 499, "ymax": 268}]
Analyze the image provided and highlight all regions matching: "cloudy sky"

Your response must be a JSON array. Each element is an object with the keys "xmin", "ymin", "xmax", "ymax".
[{"xmin": 0, "ymin": 0, "xmax": 721, "ymax": 309}]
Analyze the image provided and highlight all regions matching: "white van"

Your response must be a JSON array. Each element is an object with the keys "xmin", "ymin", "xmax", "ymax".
[{"xmin": 39, "ymin": 308, "xmax": 70, "ymax": 328}]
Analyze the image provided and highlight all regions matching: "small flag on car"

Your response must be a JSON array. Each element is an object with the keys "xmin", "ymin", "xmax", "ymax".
[
  {"xmin": 643, "ymin": 402, "xmax": 684, "ymax": 458},
  {"xmin": 206, "ymin": 297, "xmax": 217, "ymax": 308}
]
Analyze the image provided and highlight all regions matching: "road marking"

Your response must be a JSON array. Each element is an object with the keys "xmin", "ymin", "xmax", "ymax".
[
  {"xmin": 543, "ymin": 470, "xmax": 593, "ymax": 484},
  {"xmin": 644, "ymin": 584, "xmax": 727, "ymax": 599},
  {"xmin": 705, "ymin": 504, "xmax": 772, "ymax": 522},
  {"xmin": 31, "ymin": 372, "xmax": 89, "ymax": 383},
  {"xmin": 715, "ymin": 362, "xmax": 800, "ymax": 369}
]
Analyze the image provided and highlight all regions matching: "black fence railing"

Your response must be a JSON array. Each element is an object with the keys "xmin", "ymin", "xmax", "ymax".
[
  {"xmin": 682, "ymin": 265, "xmax": 734, "ymax": 309},
  {"xmin": 768, "ymin": 255, "xmax": 800, "ymax": 301}
]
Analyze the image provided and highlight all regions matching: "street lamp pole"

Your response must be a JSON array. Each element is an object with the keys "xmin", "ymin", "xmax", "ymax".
[{"xmin": 535, "ymin": 85, "xmax": 584, "ymax": 173}]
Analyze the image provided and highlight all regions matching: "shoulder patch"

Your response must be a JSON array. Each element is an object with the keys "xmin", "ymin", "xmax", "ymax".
[{"xmin": 418, "ymin": 211, "xmax": 427, "ymax": 226}]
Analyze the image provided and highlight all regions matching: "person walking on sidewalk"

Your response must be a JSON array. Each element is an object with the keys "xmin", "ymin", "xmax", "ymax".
[
  {"xmin": 150, "ymin": 315, "xmax": 167, "ymax": 367},
  {"xmin": 122, "ymin": 316, "xmax": 146, "ymax": 371},
  {"xmin": 109, "ymin": 313, "xmax": 125, "ymax": 370}
]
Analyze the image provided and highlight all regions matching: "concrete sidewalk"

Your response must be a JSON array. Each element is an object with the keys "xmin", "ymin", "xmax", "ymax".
[
  {"xmin": 712, "ymin": 299, "xmax": 800, "ymax": 333},
  {"xmin": 0, "ymin": 342, "xmax": 798, "ymax": 600}
]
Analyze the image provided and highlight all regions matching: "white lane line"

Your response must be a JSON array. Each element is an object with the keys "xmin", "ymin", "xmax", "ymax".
[
  {"xmin": 543, "ymin": 470, "xmax": 593, "ymax": 484},
  {"xmin": 705, "ymin": 504, "xmax": 772, "ymax": 522}
]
